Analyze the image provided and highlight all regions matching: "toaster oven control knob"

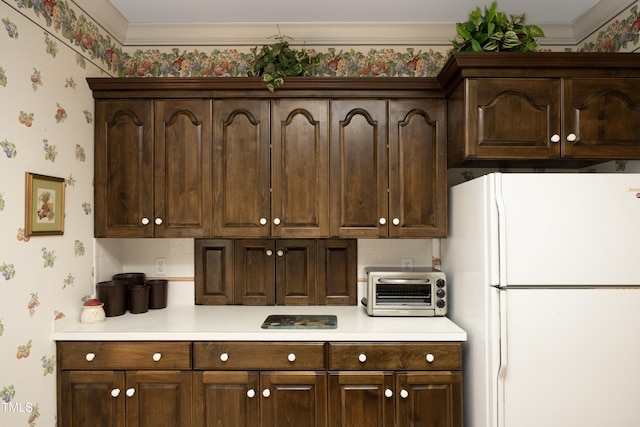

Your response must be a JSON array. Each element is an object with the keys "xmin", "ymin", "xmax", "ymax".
[
  {"xmin": 219, "ymin": 353, "xmax": 229, "ymax": 362},
  {"xmin": 379, "ymin": 218, "xmax": 387, "ymax": 225},
  {"xmin": 287, "ymin": 353, "xmax": 296, "ymax": 362},
  {"xmin": 436, "ymin": 299, "xmax": 446, "ymax": 309},
  {"xmin": 358, "ymin": 353, "xmax": 367, "ymax": 363},
  {"xmin": 436, "ymin": 289, "xmax": 446, "ymax": 298},
  {"xmin": 436, "ymin": 279, "xmax": 445, "ymax": 288},
  {"xmin": 400, "ymin": 389, "xmax": 409, "ymax": 399},
  {"xmin": 426, "ymin": 353, "xmax": 435, "ymax": 363},
  {"xmin": 385, "ymin": 389, "xmax": 393, "ymax": 398}
]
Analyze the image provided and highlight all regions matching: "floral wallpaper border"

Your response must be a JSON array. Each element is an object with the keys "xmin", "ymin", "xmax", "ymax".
[{"xmin": 6, "ymin": 0, "xmax": 640, "ymax": 80}]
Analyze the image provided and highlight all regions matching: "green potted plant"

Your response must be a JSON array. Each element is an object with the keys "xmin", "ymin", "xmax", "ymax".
[
  {"xmin": 248, "ymin": 35, "xmax": 320, "ymax": 92},
  {"xmin": 452, "ymin": 1, "xmax": 545, "ymax": 52}
]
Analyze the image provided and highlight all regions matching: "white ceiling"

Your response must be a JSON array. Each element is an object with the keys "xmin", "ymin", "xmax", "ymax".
[{"xmin": 73, "ymin": 0, "xmax": 635, "ymax": 46}]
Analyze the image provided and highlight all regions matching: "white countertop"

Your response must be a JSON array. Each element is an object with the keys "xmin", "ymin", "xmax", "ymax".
[{"xmin": 52, "ymin": 305, "xmax": 467, "ymax": 342}]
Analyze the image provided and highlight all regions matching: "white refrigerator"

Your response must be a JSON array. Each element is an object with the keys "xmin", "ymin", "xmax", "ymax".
[{"xmin": 441, "ymin": 172, "xmax": 640, "ymax": 427}]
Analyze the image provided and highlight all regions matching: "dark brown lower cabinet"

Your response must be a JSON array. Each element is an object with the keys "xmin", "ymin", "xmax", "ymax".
[
  {"xmin": 193, "ymin": 371, "xmax": 327, "ymax": 427},
  {"xmin": 59, "ymin": 370, "xmax": 192, "ymax": 427}
]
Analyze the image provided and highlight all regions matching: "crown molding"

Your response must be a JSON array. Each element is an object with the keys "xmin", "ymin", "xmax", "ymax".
[{"xmin": 72, "ymin": 0, "xmax": 636, "ymax": 48}]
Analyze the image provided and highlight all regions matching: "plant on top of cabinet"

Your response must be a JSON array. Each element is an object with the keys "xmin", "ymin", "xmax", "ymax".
[
  {"xmin": 248, "ymin": 34, "xmax": 321, "ymax": 92},
  {"xmin": 452, "ymin": 1, "xmax": 545, "ymax": 52}
]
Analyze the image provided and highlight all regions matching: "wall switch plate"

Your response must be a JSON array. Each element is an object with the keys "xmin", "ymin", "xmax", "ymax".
[
  {"xmin": 155, "ymin": 257, "xmax": 167, "ymax": 276},
  {"xmin": 401, "ymin": 258, "xmax": 413, "ymax": 271}
]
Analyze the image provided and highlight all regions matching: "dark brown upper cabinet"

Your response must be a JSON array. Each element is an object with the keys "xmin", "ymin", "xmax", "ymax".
[{"xmin": 439, "ymin": 52, "xmax": 640, "ymax": 168}]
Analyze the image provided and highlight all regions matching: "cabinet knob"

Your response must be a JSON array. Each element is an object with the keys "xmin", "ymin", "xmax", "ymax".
[
  {"xmin": 126, "ymin": 388, "xmax": 136, "ymax": 397},
  {"xmin": 111, "ymin": 388, "xmax": 121, "ymax": 398},
  {"xmin": 141, "ymin": 217, "xmax": 150, "ymax": 225},
  {"xmin": 567, "ymin": 133, "xmax": 577, "ymax": 142},
  {"xmin": 426, "ymin": 353, "xmax": 435, "ymax": 363},
  {"xmin": 379, "ymin": 218, "xmax": 387, "ymax": 225},
  {"xmin": 247, "ymin": 389, "xmax": 256, "ymax": 399},
  {"xmin": 550, "ymin": 134, "xmax": 561, "ymax": 143},
  {"xmin": 265, "ymin": 250, "xmax": 273, "ymax": 257},
  {"xmin": 400, "ymin": 389, "xmax": 409, "ymax": 399},
  {"xmin": 358, "ymin": 353, "xmax": 367, "ymax": 363},
  {"xmin": 277, "ymin": 250, "xmax": 284, "ymax": 257},
  {"xmin": 152, "ymin": 352, "xmax": 162, "ymax": 362},
  {"xmin": 155, "ymin": 217, "xmax": 163, "ymax": 226},
  {"xmin": 219, "ymin": 353, "xmax": 229, "ymax": 362},
  {"xmin": 260, "ymin": 217, "xmax": 268, "ymax": 226},
  {"xmin": 287, "ymin": 353, "xmax": 296, "ymax": 362},
  {"xmin": 392, "ymin": 218, "xmax": 400, "ymax": 226},
  {"xmin": 385, "ymin": 388, "xmax": 393, "ymax": 398},
  {"xmin": 273, "ymin": 218, "xmax": 281, "ymax": 226},
  {"xmin": 85, "ymin": 353, "xmax": 96, "ymax": 362},
  {"xmin": 262, "ymin": 389, "xmax": 271, "ymax": 398}
]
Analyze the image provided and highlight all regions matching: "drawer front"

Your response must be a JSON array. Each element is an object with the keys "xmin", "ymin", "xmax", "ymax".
[
  {"xmin": 57, "ymin": 341, "xmax": 192, "ymax": 370},
  {"xmin": 329, "ymin": 342, "xmax": 461, "ymax": 370},
  {"xmin": 194, "ymin": 342, "xmax": 326, "ymax": 370}
]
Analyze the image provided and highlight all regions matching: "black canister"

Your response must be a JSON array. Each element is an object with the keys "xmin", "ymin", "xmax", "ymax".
[
  {"xmin": 112, "ymin": 273, "xmax": 145, "ymax": 311},
  {"xmin": 128, "ymin": 284, "xmax": 150, "ymax": 314},
  {"xmin": 145, "ymin": 279, "xmax": 168, "ymax": 309},
  {"xmin": 96, "ymin": 280, "xmax": 128, "ymax": 317}
]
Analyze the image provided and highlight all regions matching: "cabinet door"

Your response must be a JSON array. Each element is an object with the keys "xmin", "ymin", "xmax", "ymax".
[
  {"xmin": 94, "ymin": 100, "xmax": 153, "ymax": 238},
  {"xmin": 271, "ymin": 100, "xmax": 330, "ymax": 237},
  {"xmin": 317, "ymin": 239, "xmax": 357, "ymax": 305},
  {"xmin": 193, "ymin": 371, "xmax": 260, "ymax": 427},
  {"xmin": 155, "ymin": 100, "xmax": 213, "ymax": 237},
  {"xmin": 126, "ymin": 371, "xmax": 192, "ymax": 427},
  {"xmin": 195, "ymin": 239, "xmax": 235, "ymax": 304},
  {"xmin": 235, "ymin": 239, "xmax": 276, "ymax": 305},
  {"xmin": 213, "ymin": 100, "xmax": 271, "ymax": 237},
  {"xmin": 275, "ymin": 239, "xmax": 317, "ymax": 305},
  {"xmin": 59, "ymin": 370, "xmax": 125, "ymax": 427},
  {"xmin": 330, "ymin": 100, "xmax": 388, "ymax": 237},
  {"xmin": 328, "ymin": 371, "xmax": 394, "ymax": 427},
  {"xmin": 396, "ymin": 371, "xmax": 463, "ymax": 427},
  {"xmin": 389, "ymin": 100, "xmax": 447, "ymax": 238},
  {"xmin": 563, "ymin": 78, "xmax": 640, "ymax": 159},
  {"xmin": 261, "ymin": 371, "xmax": 327, "ymax": 427},
  {"xmin": 466, "ymin": 78, "xmax": 561, "ymax": 160}
]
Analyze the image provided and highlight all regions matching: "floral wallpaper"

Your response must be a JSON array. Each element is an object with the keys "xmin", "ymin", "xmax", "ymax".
[
  {"xmin": 1, "ymin": 2, "xmax": 97, "ymax": 425},
  {"xmin": 1, "ymin": 0, "xmax": 640, "ymax": 425}
]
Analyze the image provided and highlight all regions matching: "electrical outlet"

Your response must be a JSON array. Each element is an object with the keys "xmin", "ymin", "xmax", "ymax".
[
  {"xmin": 401, "ymin": 258, "xmax": 413, "ymax": 271},
  {"xmin": 155, "ymin": 257, "xmax": 167, "ymax": 276}
]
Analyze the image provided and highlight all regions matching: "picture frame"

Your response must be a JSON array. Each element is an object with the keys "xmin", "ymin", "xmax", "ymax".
[{"xmin": 25, "ymin": 172, "xmax": 65, "ymax": 236}]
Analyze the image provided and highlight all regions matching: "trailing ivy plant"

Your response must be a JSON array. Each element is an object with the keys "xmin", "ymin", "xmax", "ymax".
[
  {"xmin": 249, "ymin": 34, "xmax": 320, "ymax": 92},
  {"xmin": 452, "ymin": 1, "xmax": 545, "ymax": 52}
]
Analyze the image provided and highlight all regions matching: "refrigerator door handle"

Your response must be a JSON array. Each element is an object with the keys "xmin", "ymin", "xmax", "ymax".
[
  {"xmin": 494, "ymin": 173, "xmax": 508, "ymax": 288},
  {"xmin": 496, "ymin": 289, "xmax": 508, "ymax": 427}
]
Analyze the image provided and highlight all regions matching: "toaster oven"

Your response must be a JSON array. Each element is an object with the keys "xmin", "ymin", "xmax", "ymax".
[{"xmin": 362, "ymin": 267, "xmax": 447, "ymax": 317}]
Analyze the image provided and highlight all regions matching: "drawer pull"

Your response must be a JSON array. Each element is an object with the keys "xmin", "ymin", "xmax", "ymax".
[
  {"xmin": 262, "ymin": 389, "xmax": 271, "ymax": 398},
  {"xmin": 247, "ymin": 389, "xmax": 256, "ymax": 399},
  {"xmin": 220, "ymin": 353, "xmax": 229, "ymax": 362},
  {"xmin": 426, "ymin": 353, "xmax": 435, "ymax": 363},
  {"xmin": 287, "ymin": 353, "xmax": 296, "ymax": 362},
  {"xmin": 400, "ymin": 389, "xmax": 409, "ymax": 399},
  {"xmin": 152, "ymin": 352, "xmax": 162, "ymax": 362},
  {"xmin": 111, "ymin": 388, "xmax": 121, "ymax": 398},
  {"xmin": 358, "ymin": 353, "xmax": 367, "ymax": 363},
  {"xmin": 85, "ymin": 353, "xmax": 96, "ymax": 362},
  {"xmin": 126, "ymin": 388, "xmax": 136, "ymax": 397},
  {"xmin": 385, "ymin": 388, "xmax": 393, "ymax": 398}
]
